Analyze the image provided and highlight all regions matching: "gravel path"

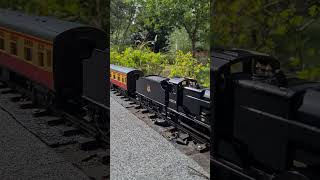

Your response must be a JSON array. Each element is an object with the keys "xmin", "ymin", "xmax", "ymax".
[
  {"xmin": 0, "ymin": 102, "xmax": 90, "ymax": 180},
  {"xmin": 110, "ymin": 96, "xmax": 209, "ymax": 180}
]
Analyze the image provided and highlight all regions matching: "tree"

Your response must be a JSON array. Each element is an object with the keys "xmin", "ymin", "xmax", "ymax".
[
  {"xmin": 170, "ymin": 0, "xmax": 209, "ymax": 56},
  {"xmin": 139, "ymin": 0, "xmax": 210, "ymax": 55},
  {"xmin": 109, "ymin": 0, "xmax": 209, "ymax": 55},
  {"xmin": 213, "ymin": 0, "xmax": 320, "ymax": 74},
  {"xmin": 110, "ymin": 0, "xmax": 137, "ymax": 46}
]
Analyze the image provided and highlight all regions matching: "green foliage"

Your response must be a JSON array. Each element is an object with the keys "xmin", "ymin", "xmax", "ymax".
[
  {"xmin": 111, "ymin": 48, "xmax": 210, "ymax": 87},
  {"xmin": 168, "ymin": 51, "xmax": 210, "ymax": 87},
  {"xmin": 111, "ymin": 0, "xmax": 210, "ymax": 55},
  {"xmin": 110, "ymin": 0, "xmax": 210, "ymax": 86},
  {"xmin": 111, "ymin": 47, "xmax": 167, "ymax": 75},
  {"xmin": 213, "ymin": 0, "xmax": 320, "ymax": 81},
  {"xmin": 110, "ymin": 0, "xmax": 137, "ymax": 46},
  {"xmin": 0, "ymin": 0, "xmax": 110, "ymax": 32},
  {"xmin": 167, "ymin": 28, "xmax": 192, "ymax": 53},
  {"xmin": 297, "ymin": 67, "xmax": 320, "ymax": 81}
]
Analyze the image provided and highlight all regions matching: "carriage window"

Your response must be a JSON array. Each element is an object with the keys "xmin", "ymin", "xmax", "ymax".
[
  {"xmin": 113, "ymin": 74, "xmax": 116, "ymax": 79},
  {"xmin": 10, "ymin": 42, "xmax": 17, "ymax": 55},
  {"xmin": 122, "ymin": 77, "xmax": 124, "ymax": 82},
  {"xmin": 0, "ymin": 38, "xmax": 4, "ymax": 50},
  {"xmin": 24, "ymin": 39, "xmax": 33, "ymax": 61},
  {"xmin": 46, "ymin": 49, "xmax": 52, "ymax": 67},
  {"xmin": 38, "ymin": 52, "xmax": 44, "ymax": 67},
  {"xmin": 24, "ymin": 47, "xmax": 32, "ymax": 61},
  {"xmin": 124, "ymin": 77, "xmax": 127, "ymax": 84},
  {"xmin": 117, "ymin": 75, "xmax": 120, "ymax": 81},
  {"xmin": 24, "ymin": 39, "xmax": 33, "ymax": 46}
]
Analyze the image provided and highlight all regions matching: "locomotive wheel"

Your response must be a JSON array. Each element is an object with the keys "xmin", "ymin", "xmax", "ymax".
[{"xmin": 273, "ymin": 171, "xmax": 310, "ymax": 180}]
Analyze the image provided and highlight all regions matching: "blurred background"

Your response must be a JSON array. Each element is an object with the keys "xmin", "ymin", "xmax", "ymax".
[
  {"xmin": 0, "ymin": 0, "xmax": 109, "ymax": 30},
  {"xmin": 212, "ymin": 0, "xmax": 320, "ymax": 81}
]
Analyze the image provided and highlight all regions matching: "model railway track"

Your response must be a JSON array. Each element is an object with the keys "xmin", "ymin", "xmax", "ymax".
[
  {"xmin": 51, "ymin": 107, "xmax": 110, "ymax": 145},
  {"xmin": 1, "ymin": 80, "xmax": 109, "ymax": 145},
  {"xmin": 167, "ymin": 118, "xmax": 209, "ymax": 145},
  {"xmin": 113, "ymin": 89, "xmax": 209, "ymax": 149},
  {"xmin": 0, "ymin": 82, "xmax": 109, "ymax": 179},
  {"xmin": 116, "ymin": 91, "xmax": 209, "ymax": 146},
  {"xmin": 111, "ymin": 90, "xmax": 210, "ymax": 172}
]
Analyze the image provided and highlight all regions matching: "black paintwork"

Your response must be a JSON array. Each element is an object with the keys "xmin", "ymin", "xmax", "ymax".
[
  {"xmin": 54, "ymin": 27, "xmax": 108, "ymax": 99},
  {"xmin": 136, "ymin": 75, "xmax": 169, "ymax": 106},
  {"xmin": 210, "ymin": 48, "xmax": 320, "ymax": 180},
  {"xmin": 168, "ymin": 77, "xmax": 186, "ymax": 111},
  {"xmin": 82, "ymin": 49, "xmax": 109, "ymax": 107},
  {"xmin": 134, "ymin": 74, "xmax": 211, "ymax": 142},
  {"xmin": 182, "ymin": 87, "xmax": 210, "ymax": 117}
]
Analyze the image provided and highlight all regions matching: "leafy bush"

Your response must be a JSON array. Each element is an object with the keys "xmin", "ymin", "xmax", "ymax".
[
  {"xmin": 111, "ymin": 47, "xmax": 167, "ymax": 75},
  {"xmin": 168, "ymin": 51, "xmax": 210, "ymax": 87},
  {"xmin": 297, "ymin": 67, "xmax": 320, "ymax": 81},
  {"xmin": 111, "ymin": 48, "xmax": 210, "ymax": 87}
]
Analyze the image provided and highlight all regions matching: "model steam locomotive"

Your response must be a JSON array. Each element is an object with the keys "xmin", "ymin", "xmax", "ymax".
[
  {"xmin": 211, "ymin": 48, "xmax": 320, "ymax": 180},
  {"xmin": 110, "ymin": 64, "xmax": 210, "ymax": 144},
  {"xmin": 0, "ymin": 9, "xmax": 109, "ymax": 139}
]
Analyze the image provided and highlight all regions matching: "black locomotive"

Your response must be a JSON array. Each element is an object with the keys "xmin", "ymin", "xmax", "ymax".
[
  {"xmin": 210, "ymin": 48, "xmax": 320, "ymax": 180},
  {"xmin": 111, "ymin": 65, "xmax": 210, "ymax": 145}
]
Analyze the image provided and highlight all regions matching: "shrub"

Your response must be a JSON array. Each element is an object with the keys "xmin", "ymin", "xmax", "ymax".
[{"xmin": 110, "ymin": 48, "xmax": 210, "ymax": 87}]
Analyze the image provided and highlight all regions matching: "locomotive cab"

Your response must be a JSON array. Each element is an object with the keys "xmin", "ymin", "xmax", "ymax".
[
  {"xmin": 168, "ymin": 77, "xmax": 187, "ymax": 111},
  {"xmin": 211, "ymin": 48, "xmax": 320, "ymax": 180}
]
